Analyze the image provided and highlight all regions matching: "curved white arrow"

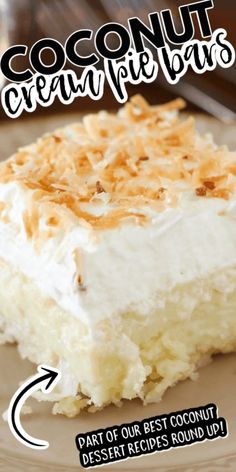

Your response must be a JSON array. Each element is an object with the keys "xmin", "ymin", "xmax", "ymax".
[{"xmin": 7, "ymin": 364, "xmax": 61, "ymax": 450}]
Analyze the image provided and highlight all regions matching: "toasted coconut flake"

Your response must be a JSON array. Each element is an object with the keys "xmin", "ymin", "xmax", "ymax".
[
  {"xmin": 53, "ymin": 135, "xmax": 62, "ymax": 144},
  {"xmin": 96, "ymin": 180, "xmax": 106, "ymax": 194},
  {"xmin": 23, "ymin": 210, "xmax": 34, "ymax": 238},
  {"xmin": 212, "ymin": 188, "xmax": 231, "ymax": 200},
  {"xmin": 157, "ymin": 97, "xmax": 186, "ymax": 112},
  {"xmin": 203, "ymin": 180, "xmax": 216, "ymax": 190},
  {"xmin": 0, "ymin": 95, "xmax": 235, "ymax": 241},
  {"xmin": 73, "ymin": 249, "xmax": 86, "ymax": 290},
  {"xmin": 196, "ymin": 186, "xmax": 207, "ymax": 197}
]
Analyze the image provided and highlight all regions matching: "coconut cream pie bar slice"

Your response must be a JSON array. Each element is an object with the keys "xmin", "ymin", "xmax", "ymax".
[{"xmin": 1, "ymin": 96, "xmax": 236, "ymax": 416}]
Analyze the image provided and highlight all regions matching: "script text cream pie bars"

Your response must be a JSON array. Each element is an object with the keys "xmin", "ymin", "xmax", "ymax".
[{"xmin": 0, "ymin": 96, "xmax": 236, "ymax": 416}]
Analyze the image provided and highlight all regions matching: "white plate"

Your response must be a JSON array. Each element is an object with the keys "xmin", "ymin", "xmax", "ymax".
[{"xmin": 0, "ymin": 114, "xmax": 236, "ymax": 471}]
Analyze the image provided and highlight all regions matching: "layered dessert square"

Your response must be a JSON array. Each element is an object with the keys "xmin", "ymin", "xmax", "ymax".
[{"xmin": 0, "ymin": 96, "xmax": 236, "ymax": 416}]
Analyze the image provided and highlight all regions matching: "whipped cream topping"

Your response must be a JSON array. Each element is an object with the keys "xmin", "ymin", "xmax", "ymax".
[{"xmin": 1, "ymin": 181, "xmax": 236, "ymax": 329}]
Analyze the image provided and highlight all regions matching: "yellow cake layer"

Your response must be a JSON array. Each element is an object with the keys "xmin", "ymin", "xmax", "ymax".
[{"xmin": 1, "ymin": 256, "xmax": 236, "ymax": 416}]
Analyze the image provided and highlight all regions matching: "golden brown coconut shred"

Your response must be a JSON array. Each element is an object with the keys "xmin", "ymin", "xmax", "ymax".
[{"xmin": 0, "ymin": 94, "xmax": 236, "ymax": 239}]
